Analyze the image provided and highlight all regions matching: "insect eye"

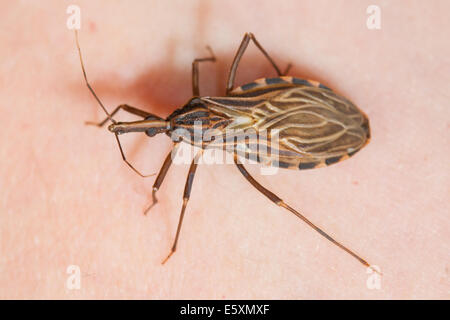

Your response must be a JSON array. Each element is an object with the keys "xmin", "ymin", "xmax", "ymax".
[
  {"xmin": 145, "ymin": 115, "xmax": 163, "ymax": 121},
  {"xmin": 145, "ymin": 128, "xmax": 159, "ymax": 137}
]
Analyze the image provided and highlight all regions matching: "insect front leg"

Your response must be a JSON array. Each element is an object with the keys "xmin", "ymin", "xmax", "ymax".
[
  {"xmin": 226, "ymin": 32, "xmax": 291, "ymax": 94},
  {"xmin": 88, "ymin": 104, "xmax": 156, "ymax": 178},
  {"xmin": 144, "ymin": 143, "xmax": 180, "ymax": 215},
  {"xmin": 162, "ymin": 151, "xmax": 203, "ymax": 264},
  {"xmin": 233, "ymin": 155, "xmax": 373, "ymax": 270},
  {"xmin": 85, "ymin": 104, "xmax": 152, "ymax": 127},
  {"xmin": 111, "ymin": 133, "xmax": 155, "ymax": 178},
  {"xmin": 191, "ymin": 46, "xmax": 216, "ymax": 96},
  {"xmin": 75, "ymin": 32, "xmax": 155, "ymax": 178}
]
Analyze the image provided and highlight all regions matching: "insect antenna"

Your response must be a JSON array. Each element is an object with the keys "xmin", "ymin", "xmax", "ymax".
[
  {"xmin": 74, "ymin": 30, "xmax": 155, "ymax": 178},
  {"xmin": 74, "ymin": 30, "xmax": 116, "ymax": 124}
]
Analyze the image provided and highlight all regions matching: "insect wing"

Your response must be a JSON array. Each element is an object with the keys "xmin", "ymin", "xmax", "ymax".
[{"xmin": 203, "ymin": 77, "xmax": 370, "ymax": 169}]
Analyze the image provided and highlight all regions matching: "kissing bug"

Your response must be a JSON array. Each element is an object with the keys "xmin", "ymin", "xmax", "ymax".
[{"xmin": 75, "ymin": 31, "xmax": 375, "ymax": 271}]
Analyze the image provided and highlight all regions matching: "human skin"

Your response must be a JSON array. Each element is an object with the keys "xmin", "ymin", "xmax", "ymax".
[{"xmin": 0, "ymin": 0, "xmax": 448, "ymax": 299}]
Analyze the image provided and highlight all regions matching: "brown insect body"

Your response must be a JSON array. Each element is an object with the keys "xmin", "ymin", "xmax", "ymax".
[
  {"xmin": 76, "ymin": 31, "xmax": 377, "ymax": 272},
  {"xmin": 147, "ymin": 76, "xmax": 370, "ymax": 170}
]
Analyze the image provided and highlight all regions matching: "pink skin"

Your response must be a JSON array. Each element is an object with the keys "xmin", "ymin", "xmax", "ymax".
[{"xmin": 0, "ymin": 1, "xmax": 449, "ymax": 299}]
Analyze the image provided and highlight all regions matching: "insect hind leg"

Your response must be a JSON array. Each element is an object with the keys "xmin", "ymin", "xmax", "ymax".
[
  {"xmin": 233, "ymin": 155, "xmax": 374, "ymax": 270},
  {"xmin": 226, "ymin": 33, "xmax": 290, "ymax": 94}
]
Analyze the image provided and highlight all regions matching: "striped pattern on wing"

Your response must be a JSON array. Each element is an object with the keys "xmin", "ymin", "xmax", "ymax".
[{"xmin": 202, "ymin": 77, "xmax": 370, "ymax": 169}]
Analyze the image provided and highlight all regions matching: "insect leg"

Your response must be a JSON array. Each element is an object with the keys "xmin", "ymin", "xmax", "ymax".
[
  {"xmin": 85, "ymin": 104, "xmax": 151, "ymax": 127},
  {"xmin": 192, "ymin": 46, "xmax": 216, "ymax": 96},
  {"xmin": 75, "ymin": 31, "xmax": 155, "ymax": 178},
  {"xmin": 144, "ymin": 143, "xmax": 180, "ymax": 215},
  {"xmin": 233, "ymin": 156, "xmax": 373, "ymax": 270},
  {"xmin": 84, "ymin": 103, "xmax": 155, "ymax": 178},
  {"xmin": 226, "ymin": 32, "xmax": 289, "ymax": 94},
  {"xmin": 112, "ymin": 133, "xmax": 155, "ymax": 178},
  {"xmin": 162, "ymin": 151, "xmax": 203, "ymax": 264}
]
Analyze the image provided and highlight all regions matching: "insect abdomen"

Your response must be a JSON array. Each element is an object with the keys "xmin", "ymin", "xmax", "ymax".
[{"xmin": 204, "ymin": 77, "xmax": 370, "ymax": 170}]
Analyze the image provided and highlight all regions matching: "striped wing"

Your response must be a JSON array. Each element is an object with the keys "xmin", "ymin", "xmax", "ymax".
[{"xmin": 202, "ymin": 77, "xmax": 370, "ymax": 170}]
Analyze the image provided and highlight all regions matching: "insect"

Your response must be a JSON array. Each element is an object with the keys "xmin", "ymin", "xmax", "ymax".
[{"xmin": 75, "ymin": 31, "xmax": 374, "ymax": 271}]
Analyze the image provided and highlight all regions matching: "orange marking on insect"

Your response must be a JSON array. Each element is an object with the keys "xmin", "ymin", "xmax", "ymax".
[
  {"xmin": 281, "ymin": 76, "xmax": 293, "ymax": 82},
  {"xmin": 308, "ymin": 80, "xmax": 320, "ymax": 87},
  {"xmin": 315, "ymin": 161, "xmax": 327, "ymax": 168},
  {"xmin": 255, "ymin": 78, "xmax": 267, "ymax": 85}
]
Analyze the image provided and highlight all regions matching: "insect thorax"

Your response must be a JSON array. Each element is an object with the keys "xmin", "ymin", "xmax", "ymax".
[{"xmin": 167, "ymin": 98, "xmax": 232, "ymax": 146}]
